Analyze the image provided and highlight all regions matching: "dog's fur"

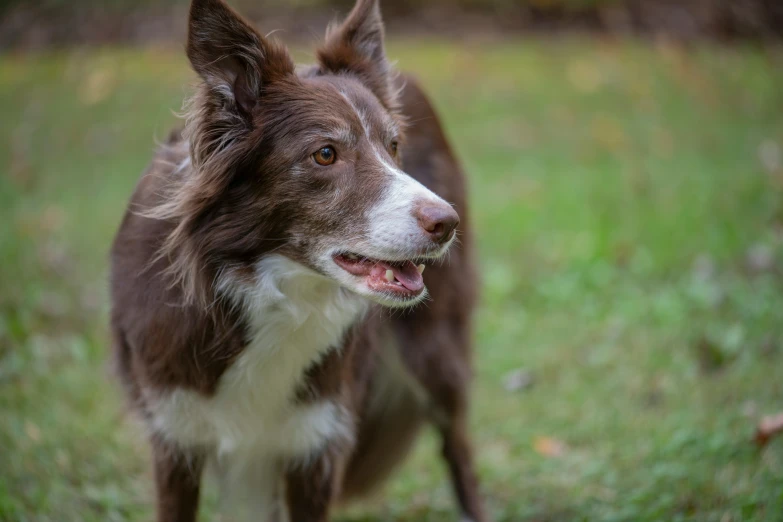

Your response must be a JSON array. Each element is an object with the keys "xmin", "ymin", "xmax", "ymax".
[{"xmin": 109, "ymin": 0, "xmax": 486, "ymax": 520}]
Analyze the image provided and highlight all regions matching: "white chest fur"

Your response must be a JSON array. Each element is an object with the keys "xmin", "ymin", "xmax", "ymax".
[{"xmin": 147, "ymin": 255, "xmax": 367, "ymax": 460}]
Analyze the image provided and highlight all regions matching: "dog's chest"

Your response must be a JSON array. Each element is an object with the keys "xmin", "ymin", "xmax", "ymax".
[{"xmin": 148, "ymin": 256, "xmax": 366, "ymax": 459}]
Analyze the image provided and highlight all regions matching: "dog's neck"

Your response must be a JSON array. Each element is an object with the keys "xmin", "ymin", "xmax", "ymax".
[{"xmin": 217, "ymin": 254, "xmax": 369, "ymax": 357}]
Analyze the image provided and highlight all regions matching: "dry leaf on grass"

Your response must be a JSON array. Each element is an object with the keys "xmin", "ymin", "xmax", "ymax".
[
  {"xmin": 755, "ymin": 413, "xmax": 783, "ymax": 447},
  {"xmin": 533, "ymin": 436, "xmax": 567, "ymax": 457}
]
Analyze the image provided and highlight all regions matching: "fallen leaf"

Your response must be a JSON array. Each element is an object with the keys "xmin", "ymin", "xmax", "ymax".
[
  {"xmin": 533, "ymin": 436, "xmax": 567, "ymax": 457},
  {"xmin": 503, "ymin": 368, "xmax": 535, "ymax": 393},
  {"xmin": 755, "ymin": 412, "xmax": 783, "ymax": 447}
]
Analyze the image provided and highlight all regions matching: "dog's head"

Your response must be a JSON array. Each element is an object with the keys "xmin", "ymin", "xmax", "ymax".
[{"xmin": 163, "ymin": 0, "xmax": 459, "ymax": 308}]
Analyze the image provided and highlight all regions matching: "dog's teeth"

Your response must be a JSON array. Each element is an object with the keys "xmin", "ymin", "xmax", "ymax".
[
  {"xmin": 346, "ymin": 253, "xmax": 358, "ymax": 260},
  {"xmin": 417, "ymin": 264, "xmax": 426, "ymax": 274},
  {"xmin": 385, "ymin": 270, "xmax": 394, "ymax": 282}
]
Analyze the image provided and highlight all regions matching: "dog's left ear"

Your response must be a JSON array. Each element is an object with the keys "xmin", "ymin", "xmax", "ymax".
[{"xmin": 317, "ymin": 0, "xmax": 397, "ymax": 110}]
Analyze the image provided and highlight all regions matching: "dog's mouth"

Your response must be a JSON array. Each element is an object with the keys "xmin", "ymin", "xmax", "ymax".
[{"xmin": 333, "ymin": 253, "xmax": 426, "ymax": 299}]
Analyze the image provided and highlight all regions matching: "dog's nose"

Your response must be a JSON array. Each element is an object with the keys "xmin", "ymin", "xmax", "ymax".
[{"xmin": 416, "ymin": 205, "xmax": 460, "ymax": 244}]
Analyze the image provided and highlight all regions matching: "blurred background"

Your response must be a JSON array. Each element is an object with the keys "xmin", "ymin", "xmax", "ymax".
[
  {"xmin": 1, "ymin": 1, "xmax": 782, "ymax": 521},
  {"xmin": 2, "ymin": 0, "xmax": 783, "ymax": 47}
]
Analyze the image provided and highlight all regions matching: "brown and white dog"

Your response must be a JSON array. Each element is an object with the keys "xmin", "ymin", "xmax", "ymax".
[{"xmin": 110, "ymin": 0, "xmax": 486, "ymax": 520}]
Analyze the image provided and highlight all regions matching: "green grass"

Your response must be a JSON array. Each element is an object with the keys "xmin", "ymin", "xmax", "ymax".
[{"xmin": 2, "ymin": 39, "xmax": 783, "ymax": 522}]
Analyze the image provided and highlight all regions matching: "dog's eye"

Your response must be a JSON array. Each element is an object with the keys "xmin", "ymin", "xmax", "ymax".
[
  {"xmin": 313, "ymin": 146, "xmax": 336, "ymax": 166},
  {"xmin": 390, "ymin": 141, "xmax": 399, "ymax": 157}
]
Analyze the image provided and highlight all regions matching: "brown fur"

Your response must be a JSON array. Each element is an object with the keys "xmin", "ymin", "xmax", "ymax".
[{"xmin": 110, "ymin": 0, "xmax": 487, "ymax": 520}]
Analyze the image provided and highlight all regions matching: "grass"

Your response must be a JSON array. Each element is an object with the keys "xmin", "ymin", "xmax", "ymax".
[{"xmin": 1, "ymin": 38, "xmax": 783, "ymax": 522}]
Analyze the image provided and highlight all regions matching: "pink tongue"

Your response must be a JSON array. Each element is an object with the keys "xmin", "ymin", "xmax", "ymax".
[{"xmin": 379, "ymin": 260, "xmax": 424, "ymax": 292}]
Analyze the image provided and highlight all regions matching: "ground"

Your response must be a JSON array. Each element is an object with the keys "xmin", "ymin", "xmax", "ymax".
[{"xmin": 1, "ymin": 39, "xmax": 782, "ymax": 522}]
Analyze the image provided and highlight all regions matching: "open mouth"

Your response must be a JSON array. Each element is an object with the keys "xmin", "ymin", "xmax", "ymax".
[{"xmin": 333, "ymin": 253, "xmax": 426, "ymax": 299}]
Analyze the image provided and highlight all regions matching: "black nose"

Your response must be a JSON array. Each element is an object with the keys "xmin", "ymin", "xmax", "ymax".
[{"xmin": 416, "ymin": 205, "xmax": 460, "ymax": 244}]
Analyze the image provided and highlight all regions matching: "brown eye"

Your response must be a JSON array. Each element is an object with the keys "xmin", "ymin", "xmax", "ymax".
[
  {"xmin": 313, "ymin": 146, "xmax": 336, "ymax": 166},
  {"xmin": 390, "ymin": 141, "xmax": 399, "ymax": 157}
]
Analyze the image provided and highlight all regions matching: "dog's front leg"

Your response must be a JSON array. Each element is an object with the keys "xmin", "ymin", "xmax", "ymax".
[
  {"xmin": 150, "ymin": 436, "xmax": 205, "ymax": 522},
  {"xmin": 284, "ymin": 450, "xmax": 340, "ymax": 522},
  {"xmin": 214, "ymin": 451, "xmax": 284, "ymax": 522}
]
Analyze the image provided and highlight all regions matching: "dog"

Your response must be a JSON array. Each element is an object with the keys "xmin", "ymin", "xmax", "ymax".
[{"xmin": 110, "ymin": 0, "xmax": 486, "ymax": 520}]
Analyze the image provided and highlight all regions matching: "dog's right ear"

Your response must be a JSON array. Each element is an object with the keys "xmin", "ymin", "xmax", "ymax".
[{"xmin": 187, "ymin": 0, "xmax": 294, "ymax": 119}]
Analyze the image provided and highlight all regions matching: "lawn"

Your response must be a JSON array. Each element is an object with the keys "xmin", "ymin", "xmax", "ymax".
[{"xmin": 1, "ymin": 39, "xmax": 783, "ymax": 522}]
